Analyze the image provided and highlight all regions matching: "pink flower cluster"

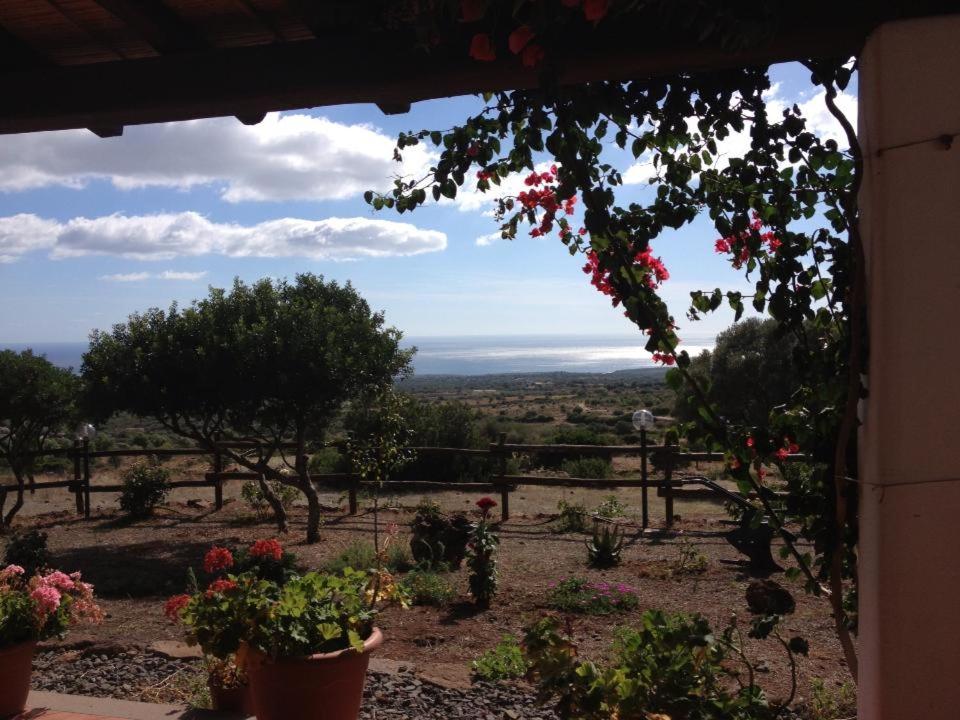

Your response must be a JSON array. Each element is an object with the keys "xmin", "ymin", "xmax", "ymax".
[
  {"xmin": 1, "ymin": 565, "xmax": 103, "ymax": 628},
  {"xmin": 714, "ymin": 213, "xmax": 783, "ymax": 269}
]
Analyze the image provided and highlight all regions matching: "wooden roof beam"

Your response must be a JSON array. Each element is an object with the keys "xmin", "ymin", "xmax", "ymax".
[
  {"xmin": 0, "ymin": 25, "xmax": 866, "ymax": 136},
  {"xmin": 90, "ymin": 0, "xmax": 206, "ymax": 54}
]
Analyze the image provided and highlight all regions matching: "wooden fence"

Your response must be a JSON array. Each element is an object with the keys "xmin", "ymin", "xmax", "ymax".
[{"xmin": 1, "ymin": 437, "xmax": 803, "ymax": 528}]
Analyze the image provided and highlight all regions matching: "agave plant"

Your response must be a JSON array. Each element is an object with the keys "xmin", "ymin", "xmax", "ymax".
[{"xmin": 586, "ymin": 524, "xmax": 624, "ymax": 568}]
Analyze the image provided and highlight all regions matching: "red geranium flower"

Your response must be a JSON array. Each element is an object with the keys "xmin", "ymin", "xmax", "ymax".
[
  {"xmin": 164, "ymin": 594, "xmax": 191, "ymax": 622},
  {"xmin": 509, "ymin": 25, "xmax": 535, "ymax": 54},
  {"xmin": 583, "ymin": 0, "xmax": 609, "ymax": 21},
  {"xmin": 774, "ymin": 447, "xmax": 790, "ymax": 461},
  {"xmin": 460, "ymin": 0, "xmax": 485, "ymax": 22},
  {"xmin": 205, "ymin": 579, "xmax": 238, "ymax": 598},
  {"xmin": 250, "ymin": 538, "xmax": 283, "ymax": 562},
  {"xmin": 469, "ymin": 33, "xmax": 496, "ymax": 62},
  {"xmin": 203, "ymin": 546, "xmax": 234, "ymax": 574},
  {"xmin": 476, "ymin": 496, "xmax": 498, "ymax": 513}
]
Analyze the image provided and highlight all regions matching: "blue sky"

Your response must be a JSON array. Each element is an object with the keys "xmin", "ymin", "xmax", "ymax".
[{"xmin": 0, "ymin": 62, "xmax": 855, "ymax": 348}]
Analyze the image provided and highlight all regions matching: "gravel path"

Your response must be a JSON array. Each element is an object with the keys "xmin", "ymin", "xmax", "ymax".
[{"xmin": 32, "ymin": 649, "xmax": 557, "ymax": 719}]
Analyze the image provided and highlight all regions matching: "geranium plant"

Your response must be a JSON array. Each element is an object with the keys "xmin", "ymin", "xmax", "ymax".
[
  {"xmin": 0, "ymin": 564, "xmax": 102, "ymax": 648},
  {"xmin": 467, "ymin": 497, "xmax": 499, "ymax": 608}
]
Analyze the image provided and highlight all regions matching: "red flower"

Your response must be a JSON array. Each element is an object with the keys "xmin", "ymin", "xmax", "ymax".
[
  {"xmin": 583, "ymin": 0, "xmax": 609, "ymax": 21},
  {"xmin": 466, "ymin": 142, "xmax": 480, "ymax": 158},
  {"xmin": 469, "ymin": 33, "xmax": 496, "ymax": 62},
  {"xmin": 203, "ymin": 546, "xmax": 234, "ymax": 574},
  {"xmin": 774, "ymin": 448, "xmax": 789, "ymax": 461},
  {"xmin": 164, "ymin": 594, "xmax": 191, "ymax": 622},
  {"xmin": 521, "ymin": 43, "xmax": 545, "ymax": 68},
  {"xmin": 476, "ymin": 496, "xmax": 498, "ymax": 513},
  {"xmin": 508, "ymin": 25, "xmax": 535, "ymax": 54},
  {"xmin": 205, "ymin": 579, "xmax": 238, "ymax": 598},
  {"xmin": 460, "ymin": 0, "xmax": 485, "ymax": 22},
  {"xmin": 651, "ymin": 352, "xmax": 675, "ymax": 366},
  {"xmin": 788, "ymin": 442, "xmax": 800, "ymax": 454},
  {"xmin": 250, "ymin": 538, "xmax": 283, "ymax": 562},
  {"xmin": 746, "ymin": 436, "xmax": 755, "ymax": 448}
]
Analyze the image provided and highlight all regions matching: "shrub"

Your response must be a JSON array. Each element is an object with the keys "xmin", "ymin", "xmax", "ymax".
[
  {"xmin": 809, "ymin": 678, "xmax": 856, "ymax": 720},
  {"xmin": 670, "ymin": 537, "xmax": 708, "ymax": 575},
  {"xmin": 594, "ymin": 495, "xmax": 627, "ymax": 519},
  {"xmin": 307, "ymin": 446, "xmax": 347, "ymax": 474},
  {"xmin": 553, "ymin": 499, "xmax": 588, "ymax": 533},
  {"xmin": 410, "ymin": 502, "xmax": 471, "ymax": 568},
  {"xmin": 399, "ymin": 568, "xmax": 455, "ymax": 607},
  {"xmin": 325, "ymin": 541, "xmax": 378, "ymax": 575},
  {"xmin": 3, "ymin": 529, "xmax": 52, "ymax": 576},
  {"xmin": 472, "ymin": 635, "xmax": 529, "ymax": 681},
  {"xmin": 546, "ymin": 577, "xmax": 639, "ymax": 615},
  {"xmin": 119, "ymin": 461, "xmax": 170, "ymax": 517},
  {"xmin": 385, "ymin": 542, "xmax": 414, "ymax": 574},
  {"xmin": 561, "ymin": 457, "xmax": 612, "ymax": 479},
  {"xmin": 240, "ymin": 480, "xmax": 301, "ymax": 520},
  {"xmin": 586, "ymin": 525, "xmax": 624, "ymax": 568},
  {"xmin": 523, "ymin": 611, "xmax": 770, "ymax": 720}
]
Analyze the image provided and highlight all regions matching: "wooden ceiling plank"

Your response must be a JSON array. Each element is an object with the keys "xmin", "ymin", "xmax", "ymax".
[
  {"xmin": 0, "ymin": 25, "xmax": 53, "ymax": 70},
  {"xmin": 45, "ymin": 0, "xmax": 126, "ymax": 60},
  {"xmin": 91, "ymin": 0, "xmax": 206, "ymax": 53}
]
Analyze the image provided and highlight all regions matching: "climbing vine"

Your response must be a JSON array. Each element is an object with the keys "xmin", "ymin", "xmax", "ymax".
[{"xmin": 368, "ymin": 0, "xmax": 863, "ymax": 680}]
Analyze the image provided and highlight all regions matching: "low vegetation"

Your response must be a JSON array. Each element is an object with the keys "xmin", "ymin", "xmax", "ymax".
[
  {"xmin": 471, "ymin": 635, "xmax": 529, "ymax": 681},
  {"xmin": 546, "ymin": 577, "xmax": 639, "ymax": 615}
]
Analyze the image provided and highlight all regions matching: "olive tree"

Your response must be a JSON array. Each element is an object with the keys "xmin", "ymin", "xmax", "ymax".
[
  {"xmin": 0, "ymin": 350, "xmax": 78, "ymax": 529},
  {"xmin": 82, "ymin": 274, "xmax": 412, "ymax": 543}
]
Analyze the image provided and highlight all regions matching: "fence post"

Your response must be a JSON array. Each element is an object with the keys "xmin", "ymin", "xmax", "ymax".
[
  {"xmin": 497, "ymin": 432, "xmax": 509, "ymax": 522},
  {"xmin": 72, "ymin": 439, "xmax": 83, "ymax": 515},
  {"xmin": 82, "ymin": 438, "xmax": 91, "ymax": 519},
  {"xmin": 348, "ymin": 477, "xmax": 358, "ymax": 515},
  {"xmin": 664, "ymin": 444, "xmax": 675, "ymax": 529},
  {"xmin": 213, "ymin": 444, "xmax": 223, "ymax": 511},
  {"xmin": 640, "ymin": 429, "xmax": 649, "ymax": 529}
]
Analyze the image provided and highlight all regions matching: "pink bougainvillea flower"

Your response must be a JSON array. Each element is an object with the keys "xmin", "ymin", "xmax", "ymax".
[
  {"xmin": 522, "ymin": 43, "xmax": 545, "ymax": 68},
  {"xmin": 164, "ymin": 594, "xmax": 191, "ymax": 622},
  {"xmin": 466, "ymin": 142, "xmax": 480, "ymax": 157},
  {"xmin": 651, "ymin": 352, "xmax": 676, "ymax": 366},
  {"xmin": 460, "ymin": 0, "xmax": 485, "ymax": 22},
  {"xmin": 41, "ymin": 570, "xmax": 76, "ymax": 592},
  {"xmin": 509, "ymin": 25, "xmax": 535, "ymax": 54},
  {"xmin": 31, "ymin": 584, "xmax": 61, "ymax": 616},
  {"xmin": 476, "ymin": 496, "xmax": 498, "ymax": 513},
  {"xmin": 203, "ymin": 546, "xmax": 234, "ymax": 574},
  {"xmin": 774, "ymin": 448, "xmax": 790, "ymax": 461},
  {"xmin": 469, "ymin": 33, "xmax": 496, "ymax": 62},
  {"xmin": 249, "ymin": 538, "xmax": 283, "ymax": 562},
  {"xmin": 583, "ymin": 0, "xmax": 609, "ymax": 21}
]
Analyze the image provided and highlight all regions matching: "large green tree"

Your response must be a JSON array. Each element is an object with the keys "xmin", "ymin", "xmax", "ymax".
[
  {"xmin": 0, "ymin": 350, "xmax": 78, "ymax": 529},
  {"xmin": 82, "ymin": 274, "xmax": 412, "ymax": 543}
]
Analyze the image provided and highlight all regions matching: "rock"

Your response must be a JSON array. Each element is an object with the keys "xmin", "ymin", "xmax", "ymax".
[{"xmin": 148, "ymin": 640, "xmax": 202, "ymax": 660}]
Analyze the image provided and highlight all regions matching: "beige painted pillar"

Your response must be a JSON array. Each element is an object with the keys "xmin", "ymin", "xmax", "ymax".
[{"xmin": 858, "ymin": 15, "xmax": 960, "ymax": 720}]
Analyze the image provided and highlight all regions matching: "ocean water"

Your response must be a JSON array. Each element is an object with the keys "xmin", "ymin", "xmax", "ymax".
[{"xmin": 2, "ymin": 334, "xmax": 715, "ymax": 376}]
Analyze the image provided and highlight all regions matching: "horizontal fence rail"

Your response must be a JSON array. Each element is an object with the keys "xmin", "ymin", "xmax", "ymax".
[{"xmin": 1, "ymin": 436, "xmax": 804, "ymax": 527}]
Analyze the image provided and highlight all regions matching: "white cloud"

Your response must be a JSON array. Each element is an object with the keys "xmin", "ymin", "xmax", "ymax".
[
  {"xmin": 475, "ymin": 230, "xmax": 505, "ymax": 247},
  {"xmin": 100, "ymin": 272, "xmax": 151, "ymax": 282},
  {"xmin": 158, "ymin": 270, "xmax": 208, "ymax": 281},
  {"xmin": 0, "ymin": 113, "xmax": 434, "ymax": 203},
  {"xmin": 0, "ymin": 212, "xmax": 447, "ymax": 263}
]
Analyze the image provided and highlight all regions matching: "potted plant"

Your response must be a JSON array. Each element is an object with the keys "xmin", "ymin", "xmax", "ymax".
[
  {"xmin": 164, "ymin": 538, "xmax": 299, "ymax": 715},
  {"xmin": 0, "ymin": 564, "xmax": 102, "ymax": 717}
]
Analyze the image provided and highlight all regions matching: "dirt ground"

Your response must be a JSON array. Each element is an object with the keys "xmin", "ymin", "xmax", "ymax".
[{"xmin": 2, "ymin": 477, "xmax": 854, "ymax": 710}]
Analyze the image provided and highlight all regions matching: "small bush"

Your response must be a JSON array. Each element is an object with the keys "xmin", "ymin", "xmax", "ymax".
[
  {"xmin": 594, "ymin": 495, "xmax": 627, "ymax": 519},
  {"xmin": 472, "ymin": 635, "xmax": 529, "ymax": 680},
  {"xmin": 808, "ymin": 678, "xmax": 856, "ymax": 720},
  {"xmin": 410, "ymin": 503, "xmax": 471, "ymax": 568},
  {"xmin": 240, "ymin": 480, "xmax": 301, "ymax": 520},
  {"xmin": 3, "ymin": 529, "xmax": 52, "ymax": 576},
  {"xmin": 546, "ymin": 577, "xmax": 639, "ymax": 615},
  {"xmin": 670, "ymin": 537, "xmax": 708, "ymax": 575},
  {"xmin": 118, "ymin": 461, "xmax": 170, "ymax": 517},
  {"xmin": 554, "ymin": 499, "xmax": 588, "ymax": 533},
  {"xmin": 385, "ymin": 542, "xmax": 414, "ymax": 574},
  {"xmin": 325, "ymin": 541, "xmax": 378, "ymax": 574},
  {"xmin": 561, "ymin": 457, "xmax": 612, "ymax": 479},
  {"xmin": 308, "ymin": 446, "xmax": 347, "ymax": 474},
  {"xmin": 400, "ymin": 568, "xmax": 455, "ymax": 607}
]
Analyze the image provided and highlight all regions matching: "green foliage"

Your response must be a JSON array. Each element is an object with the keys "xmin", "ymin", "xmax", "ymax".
[
  {"xmin": 231, "ymin": 543, "xmax": 301, "ymax": 586},
  {"xmin": 561, "ymin": 457, "xmax": 611, "ymax": 479},
  {"xmin": 325, "ymin": 541, "xmax": 378, "ymax": 575},
  {"xmin": 385, "ymin": 542, "xmax": 414, "ymax": 574},
  {"xmin": 594, "ymin": 495, "xmax": 627, "ymax": 519},
  {"xmin": 0, "ymin": 349, "xmax": 78, "ymax": 526},
  {"xmin": 240, "ymin": 480, "xmax": 300, "ymax": 521},
  {"xmin": 546, "ymin": 577, "xmax": 638, "ymax": 615},
  {"xmin": 0, "ymin": 567, "xmax": 101, "ymax": 648},
  {"xmin": 307, "ymin": 446, "xmax": 347, "ymax": 474},
  {"xmin": 118, "ymin": 460, "xmax": 170, "ymax": 517},
  {"xmin": 524, "ymin": 612, "xmax": 771, "ymax": 720},
  {"xmin": 467, "ymin": 513, "xmax": 499, "ymax": 608},
  {"xmin": 3, "ymin": 529, "xmax": 52, "ymax": 577},
  {"xmin": 671, "ymin": 537, "xmax": 709, "ymax": 575},
  {"xmin": 586, "ymin": 525, "xmax": 624, "ymax": 568},
  {"xmin": 808, "ymin": 679, "xmax": 856, "ymax": 720},
  {"xmin": 399, "ymin": 567, "xmax": 454, "ymax": 607},
  {"xmin": 553, "ymin": 499, "xmax": 588, "ymax": 533},
  {"xmin": 472, "ymin": 635, "xmax": 529, "ymax": 681},
  {"xmin": 409, "ymin": 502, "xmax": 471, "ymax": 568}
]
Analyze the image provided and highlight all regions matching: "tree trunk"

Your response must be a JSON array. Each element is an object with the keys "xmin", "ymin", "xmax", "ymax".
[
  {"xmin": 2, "ymin": 468, "xmax": 25, "ymax": 528},
  {"xmin": 257, "ymin": 473, "xmax": 289, "ymax": 534},
  {"xmin": 302, "ymin": 477, "xmax": 322, "ymax": 544}
]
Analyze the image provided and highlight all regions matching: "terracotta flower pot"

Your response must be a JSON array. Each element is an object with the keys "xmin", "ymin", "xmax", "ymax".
[
  {"xmin": 0, "ymin": 641, "xmax": 36, "ymax": 718},
  {"xmin": 247, "ymin": 628, "xmax": 382, "ymax": 720},
  {"xmin": 208, "ymin": 678, "xmax": 254, "ymax": 716}
]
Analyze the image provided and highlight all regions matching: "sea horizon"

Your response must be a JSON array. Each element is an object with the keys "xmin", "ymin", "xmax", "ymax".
[{"xmin": 1, "ymin": 333, "xmax": 716, "ymax": 376}]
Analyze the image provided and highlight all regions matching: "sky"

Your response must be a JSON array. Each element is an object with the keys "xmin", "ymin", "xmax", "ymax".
[{"xmin": 0, "ymin": 62, "xmax": 856, "ymax": 346}]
